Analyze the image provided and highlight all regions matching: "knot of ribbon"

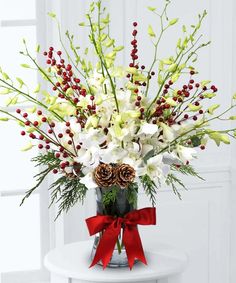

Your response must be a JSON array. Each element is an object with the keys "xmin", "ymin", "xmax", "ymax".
[{"xmin": 86, "ymin": 207, "xmax": 156, "ymax": 269}]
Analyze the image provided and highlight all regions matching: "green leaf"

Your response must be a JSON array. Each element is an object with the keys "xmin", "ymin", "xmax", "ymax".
[
  {"xmin": 229, "ymin": 116, "xmax": 236, "ymax": 120},
  {"xmin": 21, "ymin": 142, "xmax": 34, "ymax": 151},
  {"xmin": 168, "ymin": 63, "xmax": 177, "ymax": 72},
  {"xmin": 48, "ymin": 12, "xmax": 56, "ymax": 18},
  {"xmin": 203, "ymin": 93, "xmax": 216, "ymax": 99},
  {"xmin": 33, "ymin": 83, "xmax": 41, "ymax": 93},
  {"xmin": 114, "ymin": 46, "xmax": 124, "ymax": 52},
  {"xmin": 169, "ymin": 18, "xmax": 179, "ymax": 26},
  {"xmin": 182, "ymin": 25, "xmax": 187, "ymax": 33},
  {"xmin": 0, "ymin": 89, "xmax": 11, "ymax": 94},
  {"xmin": 208, "ymin": 132, "xmax": 230, "ymax": 146},
  {"xmin": 233, "ymin": 93, "xmax": 236, "ymax": 100},
  {"xmin": 36, "ymin": 44, "xmax": 40, "ymax": 53},
  {"xmin": 16, "ymin": 77, "xmax": 24, "ymax": 88},
  {"xmin": 0, "ymin": 117, "xmax": 9, "ymax": 121},
  {"xmin": 188, "ymin": 103, "xmax": 202, "ymax": 112},
  {"xmin": 201, "ymin": 80, "xmax": 211, "ymax": 87},
  {"xmin": 147, "ymin": 6, "xmax": 156, "ymax": 12},
  {"xmin": 148, "ymin": 25, "xmax": 156, "ymax": 37},
  {"xmin": 2, "ymin": 72, "xmax": 9, "ymax": 80},
  {"xmin": 207, "ymin": 104, "xmax": 220, "ymax": 115},
  {"xmin": 21, "ymin": 64, "xmax": 31, "ymax": 68},
  {"xmin": 79, "ymin": 22, "xmax": 85, "ymax": 26}
]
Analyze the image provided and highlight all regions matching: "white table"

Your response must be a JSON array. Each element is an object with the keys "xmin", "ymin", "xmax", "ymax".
[{"xmin": 44, "ymin": 240, "xmax": 188, "ymax": 283}]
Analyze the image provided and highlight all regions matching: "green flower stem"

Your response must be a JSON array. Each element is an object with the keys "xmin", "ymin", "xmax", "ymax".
[
  {"xmin": 87, "ymin": 14, "xmax": 120, "ymax": 113},
  {"xmin": 144, "ymin": 2, "xmax": 170, "ymax": 97},
  {"xmin": 0, "ymin": 79, "xmax": 65, "ymax": 122},
  {"xmin": 116, "ymin": 238, "xmax": 122, "ymax": 254},
  {"xmin": 146, "ymin": 12, "xmax": 207, "ymax": 117}
]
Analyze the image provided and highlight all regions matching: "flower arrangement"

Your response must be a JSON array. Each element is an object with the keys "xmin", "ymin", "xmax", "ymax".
[{"xmin": 0, "ymin": 0, "xmax": 236, "ymax": 268}]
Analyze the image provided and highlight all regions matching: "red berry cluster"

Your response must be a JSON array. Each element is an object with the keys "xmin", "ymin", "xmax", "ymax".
[
  {"xmin": 129, "ymin": 22, "xmax": 139, "ymax": 69},
  {"xmin": 43, "ymin": 48, "xmax": 87, "ymax": 105}
]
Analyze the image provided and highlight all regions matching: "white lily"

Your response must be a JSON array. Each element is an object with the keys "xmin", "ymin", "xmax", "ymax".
[{"xmin": 160, "ymin": 122, "xmax": 175, "ymax": 142}]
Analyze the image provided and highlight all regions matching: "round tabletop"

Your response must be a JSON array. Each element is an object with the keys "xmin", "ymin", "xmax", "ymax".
[{"xmin": 44, "ymin": 240, "xmax": 188, "ymax": 283}]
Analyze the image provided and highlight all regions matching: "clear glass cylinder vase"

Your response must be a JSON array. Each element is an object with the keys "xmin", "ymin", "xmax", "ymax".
[{"xmin": 91, "ymin": 187, "xmax": 137, "ymax": 268}]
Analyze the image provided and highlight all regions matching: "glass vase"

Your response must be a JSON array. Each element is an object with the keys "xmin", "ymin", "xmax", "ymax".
[{"xmin": 91, "ymin": 187, "xmax": 137, "ymax": 268}]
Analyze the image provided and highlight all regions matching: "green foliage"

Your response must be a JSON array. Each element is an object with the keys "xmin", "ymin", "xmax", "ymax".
[
  {"xmin": 127, "ymin": 182, "xmax": 138, "ymax": 207},
  {"xmin": 20, "ymin": 152, "xmax": 61, "ymax": 206},
  {"xmin": 166, "ymin": 173, "xmax": 185, "ymax": 200},
  {"xmin": 140, "ymin": 175, "xmax": 157, "ymax": 207},
  {"xmin": 102, "ymin": 186, "xmax": 118, "ymax": 206},
  {"xmin": 173, "ymin": 164, "xmax": 204, "ymax": 180},
  {"xmin": 49, "ymin": 176, "xmax": 88, "ymax": 220}
]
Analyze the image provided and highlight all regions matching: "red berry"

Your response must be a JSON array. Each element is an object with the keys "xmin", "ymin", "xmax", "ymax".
[
  {"xmin": 193, "ymin": 116, "xmax": 198, "ymax": 121},
  {"xmin": 140, "ymin": 108, "xmax": 145, "ymax": 113},
  {"xmin": 39, "ymin": 135, "xmax": 44, "ymax": 140},
  {"xmin": 190, "ymin": 70, "xmax": 195, "ymax": 75},
  {"xmin": 16, "ymin": 109, "xmax": 21, "ymax": 114},
  {"xmin": 137, "ymin": 96, "xmax": 142, "ymax": 101},
  {"xmin": 76, "ymin": 145, "xmax": 81, "ymax": 150},
  {"xmin": 134, "ymin": 89, "xmax": 139, "ymax": 94},
  {"xmin": 195, "ymin": 83, "xmax": 200, "ymax": 88},
  {"xmin": 55, "ymin": 153, "xmax": 60, "ymax": 158},
  {"xmin": 23, "ymin": 113, "xmax": 28, "ymax": 118},
  {"xmin": 57, "ymin": 51, "xmax": 62, "ymax": 56},
  {"xmin": 45, "ymin": 145, "xmax": 50, "ymax": 150},
  {"xmin": 141, "ymin": 65, "xmax": 145, "ymax": 70},
  {"xmin": 37, "ymin": 110, "xmax": 42, "ymax": 115},
  {"xmin": 195, "ymin": 102, "xmax": 200, "ymax": 106},
  {"xmin": 133, "ymin": 22, "xmax": 138, "ymax": 27},
  {"xmin": 135, "ymin": 101, "xmax": 140, "ymax": 107},
  {"xmin": 43, "ymin": 51, "xmax": 47, "ymax": 56},
  {"xmin": 53, "ymin": 169, "xmax": 58, "ymax": 174},
  {"xmin": 25, "ymin": 121, "xmax": 30, "ymax": 126},
  {"xmin": 184, "ymin": 114, "xmax": 189, "ymax": 119},
  {"xmin": 66, "ymin": 122, "xmax": 70, "ymax": 127},
  {"xmin": 33, "ymin": 121, "xmax": 39, "ymax": 127},
  {"xmin": 151, "ymin": 71, "xmax": 155, "ymax": 76},
  {"xmin": 90, "ymin": 96, "xmax": 95, "ymax": 101},
  {"xmin": 132, "ymin": 30, "xmax": 138, "ymax": 36},
  {"xmin": 68, "ymin": 140, "xmax": 72, "ymax": 145},
  {"xmin": 58, "ymin": 133, "xmax": 63, "ymax": 138},
  {"xmin": 60, "ymin": 163, "xmax": 66, "ymax": 169},
  {"xmin": 49, "ymin": 47, "xmax": 54, "ymax": 51},
  {"xmin": 190, "ymin": 79, "xmax": 194, "ymax": 84},
  {"xmin": 38, "ymin": 144, "xmax": 43, "ymax": 149},
  {"xmin": 66, "ymin": 64, "xmax": 72, "ymax": 71},
  {"xmin": 46, "ymin": 59, "xmax": 51, "ymax": 64},
  {"xmin": 21, "ymin": 131, "xmax": 26, "ymax": 136},
  {"xmin": 200, "ymin": 145, "xmax": 205, "ymax": 150},
  {"xmin": 48, "ymin": 129, "xmax": 53, "ymax": 134},
  {"xmin": 41, "ymin": 117, "xmax": 47, "ymax": 122},
  {"xmin": 199, "ymin": 109, "xmax": 204, "ymax": 114},
  {"xmin": 29, "ymin": 133, "xmax": 36, "ymax": 139},
  {"xmin": 189, "ymin": 85, "xmax": 193, "ymax": 90}
]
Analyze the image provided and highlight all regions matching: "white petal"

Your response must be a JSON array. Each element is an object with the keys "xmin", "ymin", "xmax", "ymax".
[
  {"xmin": 139, "ymin": 122, "xmax": 159, "ymax": 135},
  {"xmin": 80, "ymin": 173, "xmax": 97, "ymax": 189}
]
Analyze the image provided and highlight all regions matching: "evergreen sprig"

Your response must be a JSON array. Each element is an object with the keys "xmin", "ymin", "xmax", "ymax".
[
  {"xmin": 166, "ymin": 173, "xmax": 186, "ymax": 200},
  {"xmin": 140, "ymin": 175, "xmax": 158, "ymax": 207},
  {"xmin": 173, "ymin": 164, "xmax": 204, "ymax": 180},
  {"xmin": 49, "ymin": 175, "xmax": 88, "ymax": 220},
  {"xmin": 20, "ymin": 152, "xmax": 61, "ymax": 206}
]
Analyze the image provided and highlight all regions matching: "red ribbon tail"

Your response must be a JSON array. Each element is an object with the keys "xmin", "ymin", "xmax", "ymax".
[
  {"xmin": 123, "ymin": 226, "xmax": 147, "ymax": 269},
  {"xmin": 90, "ymin": 223, "xmax": 121, "ymax": 269}
]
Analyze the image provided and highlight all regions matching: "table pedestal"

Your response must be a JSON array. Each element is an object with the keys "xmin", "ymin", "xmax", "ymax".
[{"xmin": 45, "ymin": 241, "xmax": 187, "ymax": 283}]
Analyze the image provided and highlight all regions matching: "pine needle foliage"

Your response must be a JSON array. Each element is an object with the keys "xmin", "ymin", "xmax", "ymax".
[
  {"xmin": 140, "ymin": 174, "xmax": 157, "ymax": 207},
  {"xmin": 20, "ymin": 152, "xmax": 61, "ymax": 206},
  {"xmin": 49, "ymin": 176, "xmax": 88, "ymax": 220}
]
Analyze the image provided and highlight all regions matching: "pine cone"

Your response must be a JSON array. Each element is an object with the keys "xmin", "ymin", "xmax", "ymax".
[
  {"xmin": 93, "ymin": 163, "xmax": 116, "ymax": 188},
  {"xmin": 115, "ymin": 164, "xmax": 136, "ymax": 188}
]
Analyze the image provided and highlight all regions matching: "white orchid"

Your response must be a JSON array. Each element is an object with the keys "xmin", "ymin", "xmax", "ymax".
[{"xmin": 176, "ymin": 145, "xmax": 197, "ymax": 163}]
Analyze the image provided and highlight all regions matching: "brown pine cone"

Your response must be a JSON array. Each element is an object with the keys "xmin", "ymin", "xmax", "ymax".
[
  {"xmin": 93, "ymin": 163, "xmax": 116, "ymax": 188},
  {"xmin": 115, "ymin": 164, "xmax": 136, "ymax": 188}
]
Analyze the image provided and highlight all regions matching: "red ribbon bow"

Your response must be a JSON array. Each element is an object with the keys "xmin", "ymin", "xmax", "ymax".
[{"xmin": 86, "ymin": 207, "xmax": 156, "ymax": 269}]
